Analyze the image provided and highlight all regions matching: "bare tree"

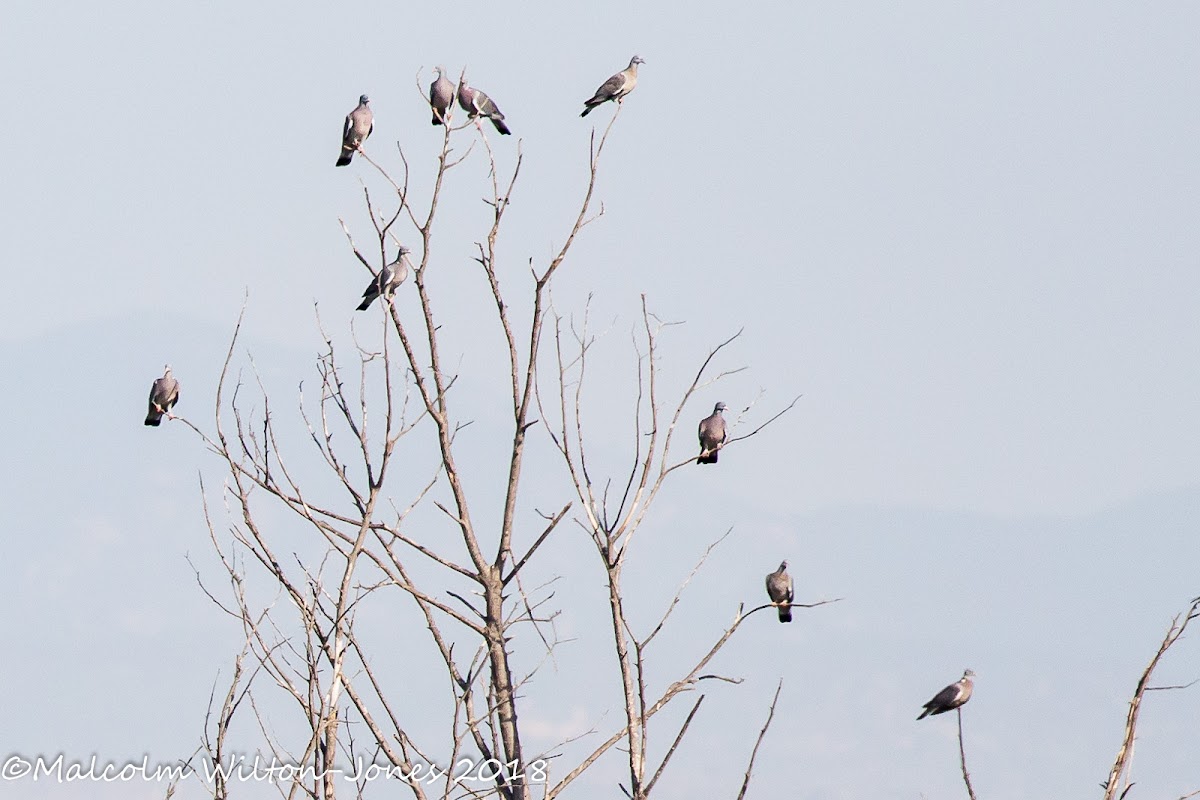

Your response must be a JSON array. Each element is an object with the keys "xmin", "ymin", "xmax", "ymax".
[
  {"xmin": 177, "ymin": 81, "xmax": 810, "ymax": 800},
  {"xmin": 170, "ymin": 74, "xmax": 1200, "ymax": 800},
  {"xmin": 1102, "ymin": 596, "xmax": 1200, "ymax": 800}
]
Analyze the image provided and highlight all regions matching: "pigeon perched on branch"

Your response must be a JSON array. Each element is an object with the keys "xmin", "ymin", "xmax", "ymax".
[
  {"xmin": 697, "ymin": 402, "xmax": 727, "ymax": 464},
  {"xmin": 357, "ymin": 247, "xmax": 412, "ymax": 311},
  {"xmin": 765, "ymin": 561, "xmax": 794, "ymax": 623},
  {"xmin": 336, "ymin": 94, "xmax": 373, "ymax": 166},
  {"xmin": 430, "ymin": 67, "xmax": 454, "ymax": 126},
  {"xmin": 457, "ymin": 79, "xmax": 511, "ymax": 135},
  {"xmin": 581, "ymin": 55, "xmax": 645, "ymax": 117},
  {"xmin": 144, "ymin": 366, "xmax": 180, "ymax": 426},
  {"xmin": 917, "ymin": 670, "xmax": 976, "ymax": 719}
]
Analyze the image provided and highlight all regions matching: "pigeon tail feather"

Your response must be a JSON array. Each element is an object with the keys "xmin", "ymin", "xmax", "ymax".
[
  {"xmin": 492, "ymin": 118, "xmax": 511, "ymax": 135},
  {"xmin": 778, "ymin": 608, "xmax": 793, "ymax": 623},
  {"xmin": 145, "ymin": 413, "xmax": 162, "ymax": 427},
  {"xmin": 697, "ymin": 451, "xmax": 718, "ymax": 464},
  {"xmin": 336, "ymin": 150, "xmax": 354, "ymax": 167}
]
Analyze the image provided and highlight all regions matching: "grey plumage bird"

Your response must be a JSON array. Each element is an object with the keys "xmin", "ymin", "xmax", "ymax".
[
  {"xmin": 357, "ymin": 247, "xmax": 412, "ymax": 311},
  {"xmin": 457, "ymin": 79, "xmax": 511, "ymax": 135},
  {"xmin": 765, "ymin": 561, "xmax": 794, "ymax": 623},
  {"xmin": 144, "ymin": 365, "xmax": 180, "ymax": 427},
  {"xmin": 917, "ymin": 670, "xmax": 976, "ymax": 719},
  {"xmin": 696, "ymin": 402, "xmax": 727, "ymax": 464},
  {"xmin": 430, "ymin": 67, "xmax": 455, "ymax": 126},
  {"xmin": 581, "ymin": 55, "xmax": 645, "ymax": 117},
  {"xmin": 336, "ymin": 94, "xmax": 373, "ymax": 166}
]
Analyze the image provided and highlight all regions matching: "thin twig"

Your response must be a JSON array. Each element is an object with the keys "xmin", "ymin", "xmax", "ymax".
[
  {"xmin": 644, "ymin": 696, "xmax": 705, "ymax": 795},
  {"xmin": 735, "ymin": 681, "xmax": 784, "ymax": 800},
  {"xmin": 956, "ymin": 707, "xmax": 978, "ymax": 800}
]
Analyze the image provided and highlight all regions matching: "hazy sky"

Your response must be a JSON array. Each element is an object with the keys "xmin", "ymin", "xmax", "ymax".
[{"xmin": 2, "ymin": 2, "xmax": 1198, "ymax": 799}]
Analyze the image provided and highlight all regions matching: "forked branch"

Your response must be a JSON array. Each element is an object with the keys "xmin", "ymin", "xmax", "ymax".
[{"xmin": 1103, "ymin": 596, "xmax": 1200, "ymax": 800}]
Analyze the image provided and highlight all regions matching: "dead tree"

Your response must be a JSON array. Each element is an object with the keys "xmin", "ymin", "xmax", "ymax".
[
  {"xmin": 176, "ymin": 76, "xmax": 812, "ymax": 800},
  {"xmin": 1102, "ymin": 596, "xmax": 1200, "ymax": 800}
]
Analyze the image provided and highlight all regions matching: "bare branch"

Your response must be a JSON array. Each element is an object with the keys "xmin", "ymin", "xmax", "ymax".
[
  {"xmin": 1104, "ymin": 596, "xmax": 1200, "ymax": 800},
  {"xmin": 1145, "ymin": 679, "xmax": 1199, "ymax": 691},
  {"xmin": 504, "ymin": 503, "xmax": 572, "ymax": 585},
  {"xmin": 645, "ymin": 691, "xmax": 702, "ymax": 794},
  {"xmin": 735, "ymin": 681, "xmax": 783, "ymax": 800},
  {"xmin": 723, "ymin": 393, "xmax": 803, "ymax": 449},
  {"xmin": 641, "ymin": 528, "xmax": 732, "ymax": 648},
  {"xmin": 957, "ymin": 707, "xmax": 978, "ymax": 800}
]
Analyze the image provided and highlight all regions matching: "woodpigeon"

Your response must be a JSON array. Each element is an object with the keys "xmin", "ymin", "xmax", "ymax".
[
  {"xmin": 457, "ymin": 79, "xmax": 511, "ymax": 135},
  {"xmin": 430, "ymin": 67, "xmax": 454, "ymax": 126},
  {"xmin": 765, "ymin": 561, "xmax": 794, "ymax": 623},
  {"xmin": 917, "ymin": 670, "xmax": 976, "ymax": 719},
  {"xmin": 696, "ymin": 402, "xmax": 727, "ymax": 464},
  {"xmin": 336, "ymin": 94, "xmax": 373, "ymax": 166},
  {"xmin": 581, "ymin": 55, "xmax": 645, "ymax": 117},
  {"xmin": 145, "ymin": 365, "xmax": 180, "ymax": 426},
  {"xmin": 357, "ymin": 247, "xmax": 411, "ymax": 311}
]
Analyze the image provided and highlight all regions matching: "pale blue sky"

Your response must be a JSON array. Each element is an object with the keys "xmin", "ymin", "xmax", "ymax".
[{"xmin": 1, "ymin": 1, "xmax": 1198, "ymax": 798}]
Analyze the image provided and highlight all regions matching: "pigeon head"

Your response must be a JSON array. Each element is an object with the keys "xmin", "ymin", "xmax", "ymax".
[
  {"xmin": 778, "ymin": 560, "xmax": 788, "ymax": 570},
  {"xmin": 396, "ymin": 245, "xmax": 411, "ymax": 256},
  {"xmin": 962, "ymin": 669, "xmax": 976, "ymax": 679},
  {"xmin": 714, "ymin": 402, "xmax": 727, "ymax": 413},
  {"xmin": 630, "ymin": 55, "xmax": 645, "ymax": 66},
  {"xmin": 163, "ymin": 364, "xmax": 172, "ymax": 374},
  {"xmin": 359, "ymin": 94, "xmax": 370, "ymax": 105}
]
